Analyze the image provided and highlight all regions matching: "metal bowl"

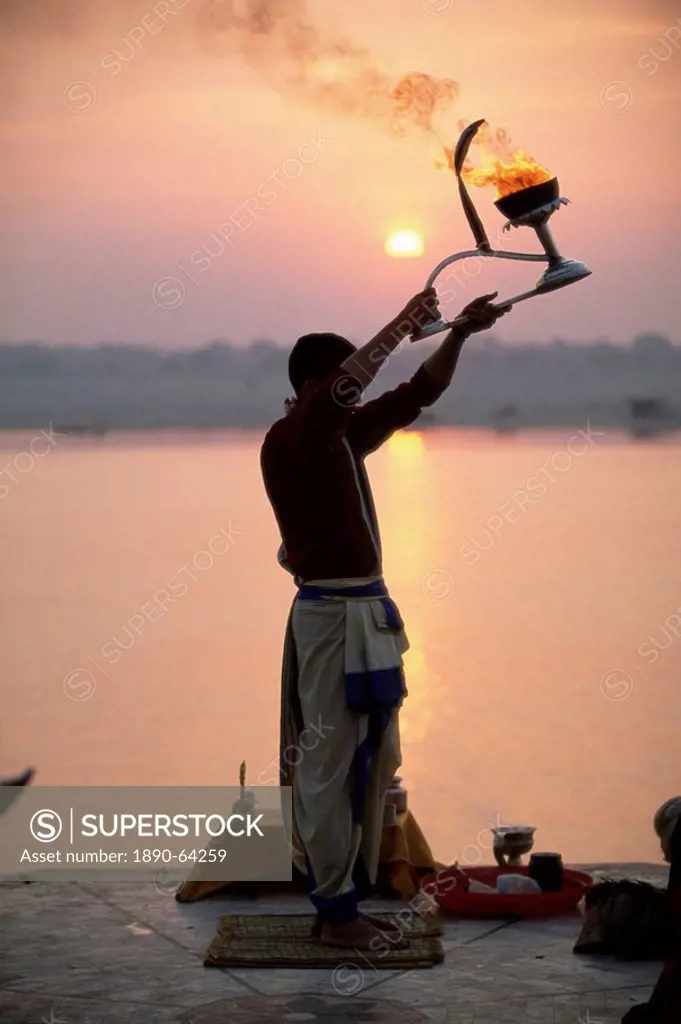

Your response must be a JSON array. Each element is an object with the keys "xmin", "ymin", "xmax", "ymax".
[
  {"xmin": 492, "ymin": 825, "xmax": 536, "ymax": 838},
  {"xmin": 494, "ymin": 178, "xmax": 559, "ymax": 221}
]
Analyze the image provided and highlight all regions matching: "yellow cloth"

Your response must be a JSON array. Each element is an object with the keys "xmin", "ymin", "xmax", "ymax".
[
  {"xmin": 378, "ymin": 810, "xmax": 439, "ymax": 899},
  {"xmin": 177, "ymin": 808, "xmax": 437, "ymax": 903}
]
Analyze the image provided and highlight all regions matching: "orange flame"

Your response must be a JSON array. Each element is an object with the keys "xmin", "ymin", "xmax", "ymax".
[
  {"xmin": 462, "ymin": 149, "xmax": 553, "ymax": 198},
  {"xmin": 434, "ymin": 121, "xmax": 553, "ymax": 199}
]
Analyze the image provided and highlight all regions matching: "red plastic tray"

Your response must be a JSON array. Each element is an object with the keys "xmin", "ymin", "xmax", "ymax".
[{"xmin": 421, "ymin": 865, "xmax": 593, "ymax": 918}]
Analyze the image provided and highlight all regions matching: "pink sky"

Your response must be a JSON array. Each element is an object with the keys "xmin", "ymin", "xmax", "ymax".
[{"xmin": 1, "ymin": 0, "xmax": 680, "ymax": 346}]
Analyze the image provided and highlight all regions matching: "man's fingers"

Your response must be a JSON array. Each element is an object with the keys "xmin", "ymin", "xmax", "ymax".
[
  {"xmin": 464, "ymin": 304, "xmax": 507, "ymax": 330},
  {"xmin": 461, "ymin": 293, "xmax": 499, "ymax": 316},
  {"xmin": 470, "ymin": 300, "xmax": 506, "ymax": 317},
  {"xmin": 468, "ymin": 308, "xmax": 503, "ymax": 322},
  {"xmin": 405, "ymin": 287, "xmax": 438, "ymax": 318},
  {"xmin": 423, "ymin": 295, "xmax": 441, "ymax": 320}
]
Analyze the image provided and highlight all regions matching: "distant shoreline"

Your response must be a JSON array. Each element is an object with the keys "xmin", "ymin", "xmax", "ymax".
[
  {"xmin": 2, "ymin": 335, "xmax": 679, "ymax": 436},
  {"xmin": 1, "ymin": 424, "xmax": 680, "ymax": 447}
]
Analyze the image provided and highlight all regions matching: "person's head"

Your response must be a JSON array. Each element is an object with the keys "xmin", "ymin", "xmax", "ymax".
[
  {"xmin": 288, "ymin": 332, "xmax": 356, "ymax": 398},
  {"xmin": 654, "ymin": 796, "xmax": 681, "ymax": 862}
]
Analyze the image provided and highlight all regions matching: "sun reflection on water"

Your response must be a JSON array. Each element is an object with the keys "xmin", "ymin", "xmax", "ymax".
[{"xmin": 381, "ymin": 430, "xmax": 435, "ymax": 749}]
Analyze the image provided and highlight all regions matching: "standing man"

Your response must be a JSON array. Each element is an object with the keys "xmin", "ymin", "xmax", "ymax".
[{"xmin": 261, "ymin": 286, "xmax": 506, "ymax": 948}]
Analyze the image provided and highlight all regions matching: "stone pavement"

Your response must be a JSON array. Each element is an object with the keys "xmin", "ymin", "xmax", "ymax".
[{"xmin": 0, "ymin": 864, "xmax": 669, "ymax": 1024}]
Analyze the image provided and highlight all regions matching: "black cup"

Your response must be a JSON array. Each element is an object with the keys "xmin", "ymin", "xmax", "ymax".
[{"xmin": 529, "ymin": 852, "xmax": 564, "ymax": 893}]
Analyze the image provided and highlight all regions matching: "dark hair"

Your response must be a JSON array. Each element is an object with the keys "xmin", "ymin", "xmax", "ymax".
[{"xmin": 288, "ymin": 333, "xmax": 356, "ymax": 397}]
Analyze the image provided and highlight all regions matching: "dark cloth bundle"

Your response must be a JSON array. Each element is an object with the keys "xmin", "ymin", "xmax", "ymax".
[{"xmin": 574, "ymin": 878, "xmax": 672, "ymax": 960}]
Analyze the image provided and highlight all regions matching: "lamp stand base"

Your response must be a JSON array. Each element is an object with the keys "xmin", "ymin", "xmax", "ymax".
[{"xmin": 538, "ymin": 259, "xmax": 592, "ymax": 293}]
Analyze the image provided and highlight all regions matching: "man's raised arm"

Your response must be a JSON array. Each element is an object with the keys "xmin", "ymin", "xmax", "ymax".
[
  {"xmin": 347, "ymin": 292, "xmax": 508, "ymax": 455},
  {"xmin": 334, "ymin": 288, "xmax": 441, "ymax": 405}
]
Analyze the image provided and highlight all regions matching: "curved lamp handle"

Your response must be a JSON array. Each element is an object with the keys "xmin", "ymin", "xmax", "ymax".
[
  {"xmin": 414, "ymin": 247, "xmax": 548, "ymax": 340},
  {"xmin": 453, "ymin": 119, "xmax": 491, "ymax": 252}
]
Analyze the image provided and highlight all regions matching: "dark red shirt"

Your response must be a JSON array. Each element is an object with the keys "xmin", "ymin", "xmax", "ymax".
[{"xmin": 260, "ymin": 365, "xmax": 443, "ymax": 582}]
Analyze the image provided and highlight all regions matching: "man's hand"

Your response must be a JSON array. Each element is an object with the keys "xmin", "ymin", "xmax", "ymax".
[
  {"xmin": 396, "ymin": 287, "xmax": 441, "ymax": 336},
  {"xmin": 420, "ymin": 290, "xmax": 509, "ymax": 393},
  {"xmin": 452, "ymin": 291, "xmax": 508, "ymax": 338}
]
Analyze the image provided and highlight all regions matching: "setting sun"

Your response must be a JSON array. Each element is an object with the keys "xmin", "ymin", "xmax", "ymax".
[{"xmin": 385, "ymin": 229, "xmax": 425, "ymax": 259}]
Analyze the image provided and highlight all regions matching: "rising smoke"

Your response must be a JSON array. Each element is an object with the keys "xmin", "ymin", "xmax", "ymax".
[
  {"xmin": 0, "ymin": 0, "xmax": 461, "ymax": 139},
  {"xmin": 196, "ymin": 0, "xmax": 460, "ymax": 137},
  {"xmin": 0, "ymin": 0, "xmax": 519, "ymax": 167},
  {"xmin": 195, "ymin": 0, "xmax": 518, "ymax": 163}
]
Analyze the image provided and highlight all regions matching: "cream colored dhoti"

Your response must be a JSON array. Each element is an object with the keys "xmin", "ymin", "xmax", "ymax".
[{"xmin": 280, "ymin": 577, "xmax": 406, "ymax": 923}]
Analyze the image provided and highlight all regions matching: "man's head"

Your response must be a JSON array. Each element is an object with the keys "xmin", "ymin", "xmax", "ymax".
[
  {"xmin": 654, "ymin": 795, "xmax": 681, "ymax": 862},
  {"xmin": 288, "ymin": 332, "xmax": 357, "ymax": 398}
]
